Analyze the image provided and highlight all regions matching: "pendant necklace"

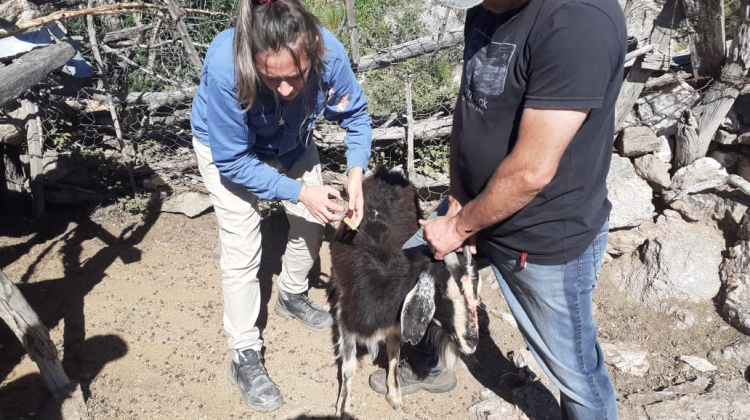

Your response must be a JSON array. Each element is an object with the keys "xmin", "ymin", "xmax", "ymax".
[{"xmin": 277, "ymin": 99, "xmax": 291, "ymax": 127}]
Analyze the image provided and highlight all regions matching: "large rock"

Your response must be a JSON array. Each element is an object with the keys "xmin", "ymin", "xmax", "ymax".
[
  {"xmin": 607, "ymin": 154, "xmax": 655, "ymax": 229},
  {"xmin": 662, "ymin": 158, "xmax": 728, "ymax": 203},
  {"xmin": 708, "ymin": 337, "xmax": 750, "ymax": 365},
  {"xmin": 642, "ymin": 380, "xmax": 750, "ymax": 419},
  {"xmin": 607, "ymin": 219, "xmax": 656, "ymax": 257},
  {"xmin": 633, "ymin": 154, "xmax": 671, "ymax": 191},
  {"xmin": 617, "ymin": 126, "xmax": 661, "ymax": 157},
  {"xmin": 611, "ymin": 210, "xmax": 724, "ymax": 307},
  {"xmin": 720, "ymin": 240, "xmax": 750, "ymax": 334},
  {"xmin": 636, "ymin": 82, "xmax": 701, "ymax": 137}
]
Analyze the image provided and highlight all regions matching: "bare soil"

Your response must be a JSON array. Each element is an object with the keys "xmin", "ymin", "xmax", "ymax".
[{"xmin": 1, "ymin": 207, "xmax": 747, "ymax": 420}]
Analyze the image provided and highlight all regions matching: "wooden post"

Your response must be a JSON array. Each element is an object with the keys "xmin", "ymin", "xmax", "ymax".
[
  {"xmin": 20, "ymin": 99, "xmax": 45, "ymax": 218},
  {"xmin": 345, "ymin": 0, "xmax": 360, "ymax": 68},
  {"xmin": 682, "ymin": 0, "xmax": 726, "ymax": 80},
  {"xmin": 0, "ymin": 269, "xmax": 70, "ymax": 393},
  {"xmin": 164, "ymin": 0, "xmax": 203, "ymax": 72},
  {"xmin": 405, "ymin": 80, "xmax": 415, "ymax": 181}
]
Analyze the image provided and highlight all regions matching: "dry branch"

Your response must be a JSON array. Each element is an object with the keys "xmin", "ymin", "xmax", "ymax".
[
  {"xmin": 0, "ymin": 2, "xmax": 230, "ymax": 39},
  {"xmin": 356, "ymin": 29, "xmax": 464, "ymax": 73}
]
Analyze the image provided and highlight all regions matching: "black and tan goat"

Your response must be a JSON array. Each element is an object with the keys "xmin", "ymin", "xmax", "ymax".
[{"xmin": 329, "ymin": 168, "xmax": 480, "ymax": 419}]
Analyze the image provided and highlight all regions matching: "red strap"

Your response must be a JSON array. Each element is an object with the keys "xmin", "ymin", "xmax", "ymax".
[{"xmin": 520, "ymin": 252, "xmax": 528, "ymax": 269}]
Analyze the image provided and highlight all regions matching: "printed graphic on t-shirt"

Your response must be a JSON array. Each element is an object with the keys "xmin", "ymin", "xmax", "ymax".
[{"xmin": 464, "ymin": 28, "xmax": 516, "ymax": 115}]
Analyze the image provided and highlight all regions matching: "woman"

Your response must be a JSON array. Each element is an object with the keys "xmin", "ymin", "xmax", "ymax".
[{"xmin": 190, "ymin": 0, "xmax": 371, "ymax": 412}]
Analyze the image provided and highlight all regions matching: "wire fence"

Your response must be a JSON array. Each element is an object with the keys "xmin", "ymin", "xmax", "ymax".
[{"xmin": 1, "ymin": 0, "xmax": 465, "ymax": 217}]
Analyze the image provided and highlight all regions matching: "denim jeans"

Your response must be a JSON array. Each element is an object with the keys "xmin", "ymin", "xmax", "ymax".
[{"xmin": 403, "ymin": 198, "xmax": 617, "ymax": 420}]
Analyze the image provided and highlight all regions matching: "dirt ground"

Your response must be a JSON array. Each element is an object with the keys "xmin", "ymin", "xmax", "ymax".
[{"xmin": 1, "ymin": 206, "xmax": 747, "ymax": 420}]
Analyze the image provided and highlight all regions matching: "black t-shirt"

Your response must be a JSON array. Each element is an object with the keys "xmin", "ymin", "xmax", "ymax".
[{"xmin": 459, "ymin": 0, "xmax": 627, "ymax": 265}]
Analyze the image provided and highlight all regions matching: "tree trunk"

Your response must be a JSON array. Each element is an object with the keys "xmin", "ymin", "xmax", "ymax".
[
  {"xmin": 681, "ymin": 0, "xmax": 726, "ymax": 79},
  {"xmin": 0, "ymin": 42, "xmax": 76, "ymax": 108}
]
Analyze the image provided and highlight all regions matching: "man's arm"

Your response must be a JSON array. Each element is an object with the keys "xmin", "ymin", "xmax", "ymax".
[{"xmin": 421, "ymin": 107, "xmax": 589, "ymax": 260}]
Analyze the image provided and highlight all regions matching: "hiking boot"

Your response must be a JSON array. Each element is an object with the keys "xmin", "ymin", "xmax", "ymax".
[
  {"xmin": 274, "ymin": 289, "xmax": 333, "ymax": 331},
  {"xmin": 369, "ymin": 360, "xmax": 457, "ymax": 395},
  {"xmin": 229, "ymin": 349, "xmax": 284, "ymax": 412}
]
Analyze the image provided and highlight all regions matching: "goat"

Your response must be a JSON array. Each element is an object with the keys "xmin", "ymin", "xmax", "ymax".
[{"xmin": 329, "ymin": 167, "xmax": 480, "ymax": 419}]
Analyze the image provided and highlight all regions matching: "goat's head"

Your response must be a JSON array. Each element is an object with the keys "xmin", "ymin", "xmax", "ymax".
[{"xmin": 400, "ymin": 244, "xmax": 480, "ymax": 355}]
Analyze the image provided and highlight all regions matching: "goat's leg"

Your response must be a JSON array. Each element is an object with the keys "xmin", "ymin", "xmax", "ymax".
[
  {"xmin": 384, "ymin": 334, "xmax": 403, "ymax": 410},
  {"xmin": 335, "ymin": 331, "xmax": 357, "ymax": 419}
]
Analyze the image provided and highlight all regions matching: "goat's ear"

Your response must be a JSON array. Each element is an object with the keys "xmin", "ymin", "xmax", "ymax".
[{"xmin": 401, "ymin": 271, "xmax": 436, "ymax": 345}]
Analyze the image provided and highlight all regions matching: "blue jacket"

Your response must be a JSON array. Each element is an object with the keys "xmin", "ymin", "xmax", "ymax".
[{"xmin": 191, "ymin": 27, "xmax": 372, "ymax": 203}]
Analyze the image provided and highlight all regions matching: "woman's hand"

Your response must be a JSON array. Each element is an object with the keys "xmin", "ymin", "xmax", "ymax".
[
  {"xmin": 345, "ymin": 167, "xmax": 364, "ymax": 226},
  {"xmin": 298, "ymin": 184, "xmax": 346, "ymax": 224}
]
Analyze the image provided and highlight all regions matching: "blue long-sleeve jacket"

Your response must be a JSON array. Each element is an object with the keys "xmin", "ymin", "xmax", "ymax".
[{"xmin": 190, "ymin": 27, "xmax": 372, "ymax": 203}]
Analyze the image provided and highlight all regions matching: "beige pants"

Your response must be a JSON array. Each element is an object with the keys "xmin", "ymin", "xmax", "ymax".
[{"xmin": 193, "ymin": 138, "xmax": 324, "ymax": 351}]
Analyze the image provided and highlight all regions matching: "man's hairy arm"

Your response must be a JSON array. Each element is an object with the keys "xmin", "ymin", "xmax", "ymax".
[{"xmin": 422, "ymin": 107, "xmax": 589, "ymax": 260}]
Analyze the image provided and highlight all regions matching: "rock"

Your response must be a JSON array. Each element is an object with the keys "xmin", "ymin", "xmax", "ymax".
[
  {"xmin": 708, "ymin": 149, "xmax": 740, "ymax": 168},
  {"xmin": 468, "ymin": 383, "xmax": 561, "ymax": 420},
  {"xmin": 611, "ymin": 210, "xmax": 724, "ymax": 307},
  {"xmin": 721, "ymin": 109, "xmax": 742, "ymax": 132},
  {"xmin": 601, "ymin": 342, "xmax": 650, "ymax": 376},
  {"xmin": 643, "ymin": 379, "xmax": 750, "ymax": 419},
  {"xmin": 468, "ymin": 396, "xmax": 530, "ymax": 420},
  {"xmin": 737, "ymin": 156, "xmax": 750, "ymax": 183},
  {"xmin": 607, "ymin": 154, "xmax": 655, "ymax": 229},
  {"xmin": 669, "ymin": 193, "xmax": 723, "ymax": 223},
  {"xmin": 161, "ymin": 191, "xmax": 212, "ymax": 218},
  {"xmin": 617, "ymin": 126, "xmax": 661, "ymax": 157},
  {"xmin": 625, "ymin": 377, "xmax": 712, "ymax": 406},
  {"xmin": 633, "ymin": 154, "xmax": 671, "ymax": 191},
  {"xmin": 636, "ymin": 82, "xmax": 701, "ymax": 137},
  {"xmin": 607, "ymin": 220, "xmax": 656, "ymax": 257},
  {"xmin": 491, "ymin": 310, "xmax": 518, "ymax": 328},
  {"xmin": 739, "ymin": 210, "xmax": 750, "ymax": 241},
  {"xmin": 663, "ymin": 158, "xmax": 728, "ymax": 203},
  {"xmin": 720, "ymin": 240, "xmax": 750, "ymax": 335},
  {"xmin": 678, "ymin": 355, "xmax": 717, "ymax": 372},
  {"xmin": 713, "ymin": 129, "xmax": 739, "ymax": 145},
  {"xmin": 654, "ymin": 135, "xmax": 673, "ymax": 164},
  {"xmin": 738, "ymin": 132, "xmax": 750, "ymax": 145},
  {"xmin": 709, "ymin": 337, "xmax": 750, "ymax": 365}
]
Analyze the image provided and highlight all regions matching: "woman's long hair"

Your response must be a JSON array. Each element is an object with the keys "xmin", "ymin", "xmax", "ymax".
[{"xmin": 233, "ymin": 0, "xmax": 324, "ymax": 112}]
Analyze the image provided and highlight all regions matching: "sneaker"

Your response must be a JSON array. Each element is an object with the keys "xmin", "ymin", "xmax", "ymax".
[
  {"xmin": 274, "ymin": 289, "xmax": 333, "ymax": 331},
  {"xmin": 369, "ymin": 360, "xmax": 457, "ymax": 395},
  {"xmin": 229, "ymin": 349, "xmax": 284, "ymax": 412}
]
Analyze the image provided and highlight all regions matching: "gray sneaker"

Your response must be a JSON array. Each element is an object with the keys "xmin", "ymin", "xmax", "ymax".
[
  {"xmin": 369, "ymin": 360, "xmax": 457, "ymax": 395},
  {"xmin": 229, "ymin": 349, "xmax": 284, "ymax": 412},
  {"xmin": 274, "ymin": 289, "xmax": 333, "ymax": 331}
]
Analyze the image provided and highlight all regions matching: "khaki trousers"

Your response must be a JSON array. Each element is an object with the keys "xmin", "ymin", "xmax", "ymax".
[{"xmin": 193, "ymin": 138, "xmax": 324, "ymax": 351}]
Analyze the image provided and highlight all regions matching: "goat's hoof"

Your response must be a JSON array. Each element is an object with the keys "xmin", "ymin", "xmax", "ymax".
[{"xmin": 385, "ymin": 394, "xmax": 403, "ymax": 411}]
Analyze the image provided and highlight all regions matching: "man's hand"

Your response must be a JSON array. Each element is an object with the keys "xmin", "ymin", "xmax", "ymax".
[
  {"xmin": 298, "ymin": 184, "xmax": 346, "ymax": 224},
  {"xmin": 345, "ymin": 167, "xmax": 365, "ymax": 226},
  {"xmin": 420, "ymin": 194, "xmax": 476, "ymax": 260}
]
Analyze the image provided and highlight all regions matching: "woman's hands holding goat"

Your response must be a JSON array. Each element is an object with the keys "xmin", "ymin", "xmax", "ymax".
[
  {"xmin": 420, "ymin": 194, "xmax": 476, "ymax": 260},
  {"xmin": 297, "ymin": 166, "xmax": 364, "ymax": 226},
  {"xmin": 299, "ymin": 184, "xmax": 346, "ymax": 224}
]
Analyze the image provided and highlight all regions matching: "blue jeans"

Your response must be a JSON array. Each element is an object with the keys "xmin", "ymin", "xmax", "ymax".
[{"xmin": 404, "ymin": 199, "xmax": 616, "ymax": 420}]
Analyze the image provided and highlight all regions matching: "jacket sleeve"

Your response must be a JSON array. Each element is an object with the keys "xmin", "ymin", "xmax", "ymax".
[
  {"xmin": 323, "ymin": 56, "xmax": 372, "ymax": 174},
  {"xmin": 205, "ymin": 73, "xmax": 303, "ymax": 203}
]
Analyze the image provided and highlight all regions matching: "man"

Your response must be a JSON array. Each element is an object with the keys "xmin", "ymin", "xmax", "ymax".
[{"xmin": 369, "ymin": 0, "xmax": 626, "ymax": 418}]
